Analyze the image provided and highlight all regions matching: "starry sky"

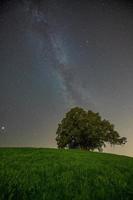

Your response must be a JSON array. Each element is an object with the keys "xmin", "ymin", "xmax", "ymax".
[{"xmin": 0, "ymin": 0, "xmax": 133, "ymax": 156}]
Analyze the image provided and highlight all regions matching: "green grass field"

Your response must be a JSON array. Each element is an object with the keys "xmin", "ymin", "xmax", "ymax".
[{"xmin": 0, "ymin": 148, "xmax": 133, "ymax": 200}]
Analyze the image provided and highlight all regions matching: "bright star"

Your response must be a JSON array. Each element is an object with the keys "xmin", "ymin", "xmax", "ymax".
[{"xmin": 1, "ymin": 126, "xmax": 5, "ymax": 131}]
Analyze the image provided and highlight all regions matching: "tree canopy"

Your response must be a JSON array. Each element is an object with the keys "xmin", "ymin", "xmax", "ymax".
[{"xmin": 56, "ymin": 107, "xmax": 127, "ymax": 151}]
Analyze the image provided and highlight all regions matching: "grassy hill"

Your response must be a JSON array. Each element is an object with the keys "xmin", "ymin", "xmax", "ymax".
[{"xmin": 0, "ymin": 148, "xmax": 133, "ymax": 200}]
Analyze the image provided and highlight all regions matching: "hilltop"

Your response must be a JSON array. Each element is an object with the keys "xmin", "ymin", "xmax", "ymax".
[{"xmin": 0, "ymin": 148, "xmax": 133, "ymax": 200}]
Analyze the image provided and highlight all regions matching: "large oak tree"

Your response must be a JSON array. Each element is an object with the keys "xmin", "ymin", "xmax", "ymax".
[{"xmin": 56, "ymin": 107, "xmax": 127, "ymax": 151}]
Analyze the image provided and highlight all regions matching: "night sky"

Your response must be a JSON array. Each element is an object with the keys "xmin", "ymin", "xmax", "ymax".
[{"xmin": 0, "ymin": 0, "xmax": 133, "ymax": 156}]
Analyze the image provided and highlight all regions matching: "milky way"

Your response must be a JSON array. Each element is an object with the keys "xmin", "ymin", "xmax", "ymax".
[{"xmin": 28, "ymin": 1, "xmax": 93, "ymax": 107}]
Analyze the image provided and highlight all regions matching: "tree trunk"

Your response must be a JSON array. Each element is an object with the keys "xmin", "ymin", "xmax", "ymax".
[{"xmin": 80, "ymin": 146, "xmax": 88, "ymax": 151}]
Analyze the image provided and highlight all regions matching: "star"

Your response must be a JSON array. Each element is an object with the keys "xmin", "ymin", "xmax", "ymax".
[
  {"xmin": 85, "ymin": 40, "xmax": 89, "ymax": 44},
  {"xmin": 1, "ymin": 126, "xmax": 5, "ymax": 131}
]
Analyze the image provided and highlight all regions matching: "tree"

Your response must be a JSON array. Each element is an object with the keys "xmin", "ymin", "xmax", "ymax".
[{"xmin": 56, "ymin": 107, "xmax": 127, "ymax": 151}]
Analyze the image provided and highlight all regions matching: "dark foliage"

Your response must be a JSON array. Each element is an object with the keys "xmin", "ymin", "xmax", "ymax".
[{"xmin": 56, "ymin": 107, "xmax": 127, "ymax": 151}]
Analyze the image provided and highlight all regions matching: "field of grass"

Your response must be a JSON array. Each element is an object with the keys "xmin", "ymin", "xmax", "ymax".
[{"xmin": 0, "ymin": 148, "xmax": 133, "ymax": 200}]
